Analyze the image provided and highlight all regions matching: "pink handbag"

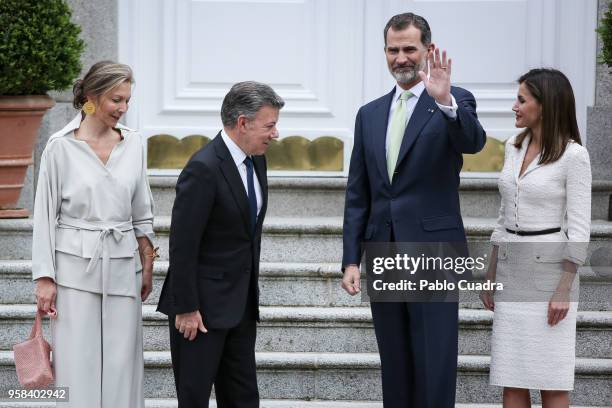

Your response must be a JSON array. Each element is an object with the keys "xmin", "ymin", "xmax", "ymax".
[{"xmin": 13, "ymin": 309, "xmax": 54, "ymax": 388}]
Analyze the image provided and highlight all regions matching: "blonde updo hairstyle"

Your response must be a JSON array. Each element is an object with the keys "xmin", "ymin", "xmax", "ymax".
[{"xmin": 72, "ymin": 61, "xmax": 134, "ymax": 110}]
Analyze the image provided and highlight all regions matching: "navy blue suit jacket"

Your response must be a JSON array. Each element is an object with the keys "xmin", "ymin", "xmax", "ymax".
[{"xmin": 342, "ymin": 86, "xmax": 486, "ymax": 267}]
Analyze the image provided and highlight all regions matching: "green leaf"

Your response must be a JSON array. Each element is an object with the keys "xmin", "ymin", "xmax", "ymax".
[
  {"xmin": 0, "ymin": 0, "xmax": 85, "ymax": 94},
  {"xmin": 596, "ymin": 2, "xmax": 612, "ymax": 72}
]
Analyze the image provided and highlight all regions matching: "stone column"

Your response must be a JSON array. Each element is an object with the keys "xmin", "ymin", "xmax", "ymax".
[
  {"xmin": 18, "ymin": 0, "xmax": 118, "ymax": 212},
  {"xmin": 588, "ymin": 0, "xmax": 612, "ymax": 219}
]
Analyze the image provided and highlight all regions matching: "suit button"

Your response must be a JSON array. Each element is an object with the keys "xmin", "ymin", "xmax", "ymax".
[{"xmin": 386, "ymin": 220, "xmax": 392, "ymax": 227}]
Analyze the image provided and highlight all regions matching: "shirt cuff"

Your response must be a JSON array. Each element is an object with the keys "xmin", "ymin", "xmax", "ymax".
[
  {"xmin": 342, "ymin": 264, "xmax": 359, "ymax": 273},
  {"xmin": 436, "ymin": 94, "xmax": 458, "ymax": 120},
  {"xmin": 563, "ymin": 242, "xmax": 588, "ymax": 266},
  {"xmin": 32, "ymin": 262, "xmax": 56, "ymax": 282},
  {"xmin": 133, "ymin": 223, "xmax": 155, "ymax": 247}
]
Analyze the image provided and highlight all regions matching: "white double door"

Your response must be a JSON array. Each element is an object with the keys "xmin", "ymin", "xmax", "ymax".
[{"xmin": 119, "ymin": 0, "xmax": 598, "ymax": 175}]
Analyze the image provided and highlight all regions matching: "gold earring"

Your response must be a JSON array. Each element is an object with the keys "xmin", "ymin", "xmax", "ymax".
[{"xmin": 82, "ymin": 101, "xmax": 96, "ymax": 115}]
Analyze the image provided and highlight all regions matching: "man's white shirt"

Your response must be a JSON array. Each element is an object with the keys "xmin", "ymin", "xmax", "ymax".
[{"xmin": 221, "ymin": 129, "xmax": 263, "ymax": 217}]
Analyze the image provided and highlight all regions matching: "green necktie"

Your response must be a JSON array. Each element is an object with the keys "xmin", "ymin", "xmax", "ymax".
[{"xmin": 387, "ymin": 90, "xmax": 412, "ymax": 181}]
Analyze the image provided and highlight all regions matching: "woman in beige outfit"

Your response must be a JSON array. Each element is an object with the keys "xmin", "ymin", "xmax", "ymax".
[
  {"xmin": 33, "ymin": 61, "xmax": 156, "ymax": 408},
  {"xmin": 480, "ymin": 68, "xmax": 591, "ymax": 408}
]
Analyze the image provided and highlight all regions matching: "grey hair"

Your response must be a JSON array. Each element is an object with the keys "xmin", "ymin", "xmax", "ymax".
[
  {"xmin": 383, "ymin": 13, "xmax": 432, "ymax": 47},
  {"xmin": 73, "ymin": 61, "xmax": 134, "ymax": 109},
  {"xmin": 221, "ymin": 81, "xmax": 285, "ymax": 127}
]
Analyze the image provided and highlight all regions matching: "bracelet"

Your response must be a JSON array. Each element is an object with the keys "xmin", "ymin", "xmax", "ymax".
[{"xmin": 142, "ymin": 246, "xmax": 160, "ymax": 260}]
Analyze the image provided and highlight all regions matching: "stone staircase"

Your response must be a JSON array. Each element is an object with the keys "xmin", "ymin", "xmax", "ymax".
[{"xmin": 0, "ymin": 177, "xmax": 610, "ymax": 407}]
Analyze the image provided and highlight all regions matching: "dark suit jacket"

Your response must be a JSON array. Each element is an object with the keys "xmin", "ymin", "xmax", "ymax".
[
  {"xmin": 157, "ymin": 133, "xmax": 267, "ymax": 329},
  {"xmin": 342, "ymin": 86, "xmax": 486, "ymax": 266}
]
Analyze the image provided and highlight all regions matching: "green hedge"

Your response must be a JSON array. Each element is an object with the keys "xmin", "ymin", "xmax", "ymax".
[
  {"xmin": 0, "ymin": 0, "xmax": 85, "ymax": 95},
  {"xmin": 597, "ymin": 2, "xmax": 612, "ymax": 71}
]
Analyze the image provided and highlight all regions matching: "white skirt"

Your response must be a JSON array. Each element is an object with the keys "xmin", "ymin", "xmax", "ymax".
[
  {"xmin": 489, "ymin": 234, "xmax": 579, "ymax": 390},
  {"xmin": 490, "ymin": 301, "xmax": 578, "ymax": 390}
]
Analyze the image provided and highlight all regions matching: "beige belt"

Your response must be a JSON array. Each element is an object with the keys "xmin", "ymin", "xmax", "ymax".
[{"xmin": 57, "ymin": 216, "xmax": 134, "ymax": 318}]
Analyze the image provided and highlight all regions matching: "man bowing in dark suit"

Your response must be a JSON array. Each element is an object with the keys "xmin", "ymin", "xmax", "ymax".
[
  {"xmin": 157, "ymin": 81, "xmax": 284, "ymax": 408},
  {"xmin": 341, "ymin": 13, "xmax": 486, "ymax": 408}
]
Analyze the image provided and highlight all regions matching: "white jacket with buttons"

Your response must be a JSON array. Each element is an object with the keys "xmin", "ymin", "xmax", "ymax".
[{"xmin": 490, "ymin": 134, "xmax": 591, "ymax": 265}]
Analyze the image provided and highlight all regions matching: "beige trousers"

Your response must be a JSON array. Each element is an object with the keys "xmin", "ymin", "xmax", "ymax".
[{"xmin": 52, "ymin": 274, "xmax": 144, "ymax": 408}]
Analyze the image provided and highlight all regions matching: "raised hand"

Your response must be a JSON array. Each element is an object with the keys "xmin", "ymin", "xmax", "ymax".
[{"xmin": 418, "ymin": 47, "xmax": 452, "ymax": 106}]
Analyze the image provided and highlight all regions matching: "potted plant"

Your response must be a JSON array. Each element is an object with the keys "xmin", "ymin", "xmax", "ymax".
[
  {"xmin": 597, "ymin": 1, "xmax": 612, "ymax": 72},
  {"xmin": 0, "ymin": 0, "xmax": 84, "ymax": 217}
]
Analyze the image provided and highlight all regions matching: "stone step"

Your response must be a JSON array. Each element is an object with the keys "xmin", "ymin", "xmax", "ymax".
[
  {"xmin": 0, "ymin": 352, "xmax": 610, "ymax": 405},
  {"xmin": 149, "ymin": 177, "xmax": 612, "ymax": 220},
  {"xmin": 2, "ymin": 260, "xmax": 611, "ymax": 311},
  {"xmin": 151, "ymin": 177, "xmax": 349, "ymax": 218},
  {"xmin": 0, "ymin": 216, "xmax": 343, "ymax": 262},
  {"xmin": 0, "ymin": 402, "xmax": 608, "ymax": 408},
  {"xmin": 2, "ymin": 217, "xmax": 612, "ymax": 264},
  {"xmin": 1, "ymin": 305, "xmax": 610, "ymax": 358}
]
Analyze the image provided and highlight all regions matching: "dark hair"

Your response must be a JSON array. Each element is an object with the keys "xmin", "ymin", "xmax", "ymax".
[
  {"xmin": 221, "ymin": 81, "xmax": 285, "ymax": 127},
  {"xmin": 383, "ymin": 13, "xmax": 431, "ymax": 47},
  {"xmin": 513, "ymin": 68, "xmax": 581, "ymax": 164},
  {"xmin": 72, "ymin": 61, "xmax": 134, "ymax": 109}
]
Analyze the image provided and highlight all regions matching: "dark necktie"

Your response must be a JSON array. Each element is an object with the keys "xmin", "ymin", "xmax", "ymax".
[{"xmin": 243, "ymin": 156, "xmax": 257, "ymax": 235}]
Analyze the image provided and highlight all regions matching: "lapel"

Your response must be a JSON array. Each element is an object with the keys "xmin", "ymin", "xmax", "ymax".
[
  {"xmin": 374, "ymin": 88, "xmax": 397, "ymax": 186},
  {"xmin": 522, "ymin": 158, "xmax": 543, "ymax": 179},
  {"xmin": 253, "ymin": 155, "xmax": 268, "ymax": 230},
  {"xmin": 394, "ymin": 90, "xmax": 438, "ymax": 172},
  {"xmin": 514, "ymin": 134, "xmax": 543, "ymax": 181},
  {"xmin": 214, "ymin": 134, "xmax": 252, "ymax": 235}
]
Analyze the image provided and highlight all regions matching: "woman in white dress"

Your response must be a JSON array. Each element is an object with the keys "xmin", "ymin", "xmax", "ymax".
[
  {"xmin": 33, "ymin": 61, "xmax": 156, "ymax": 408},
  {"xmin": 480, "ymin": 68, "xmax": 591, "ymax": 407}
]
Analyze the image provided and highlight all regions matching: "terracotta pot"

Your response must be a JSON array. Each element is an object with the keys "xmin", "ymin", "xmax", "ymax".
[{"xmin": 0, "ymin": 95, "xmax": 55, "ymax": 218}]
